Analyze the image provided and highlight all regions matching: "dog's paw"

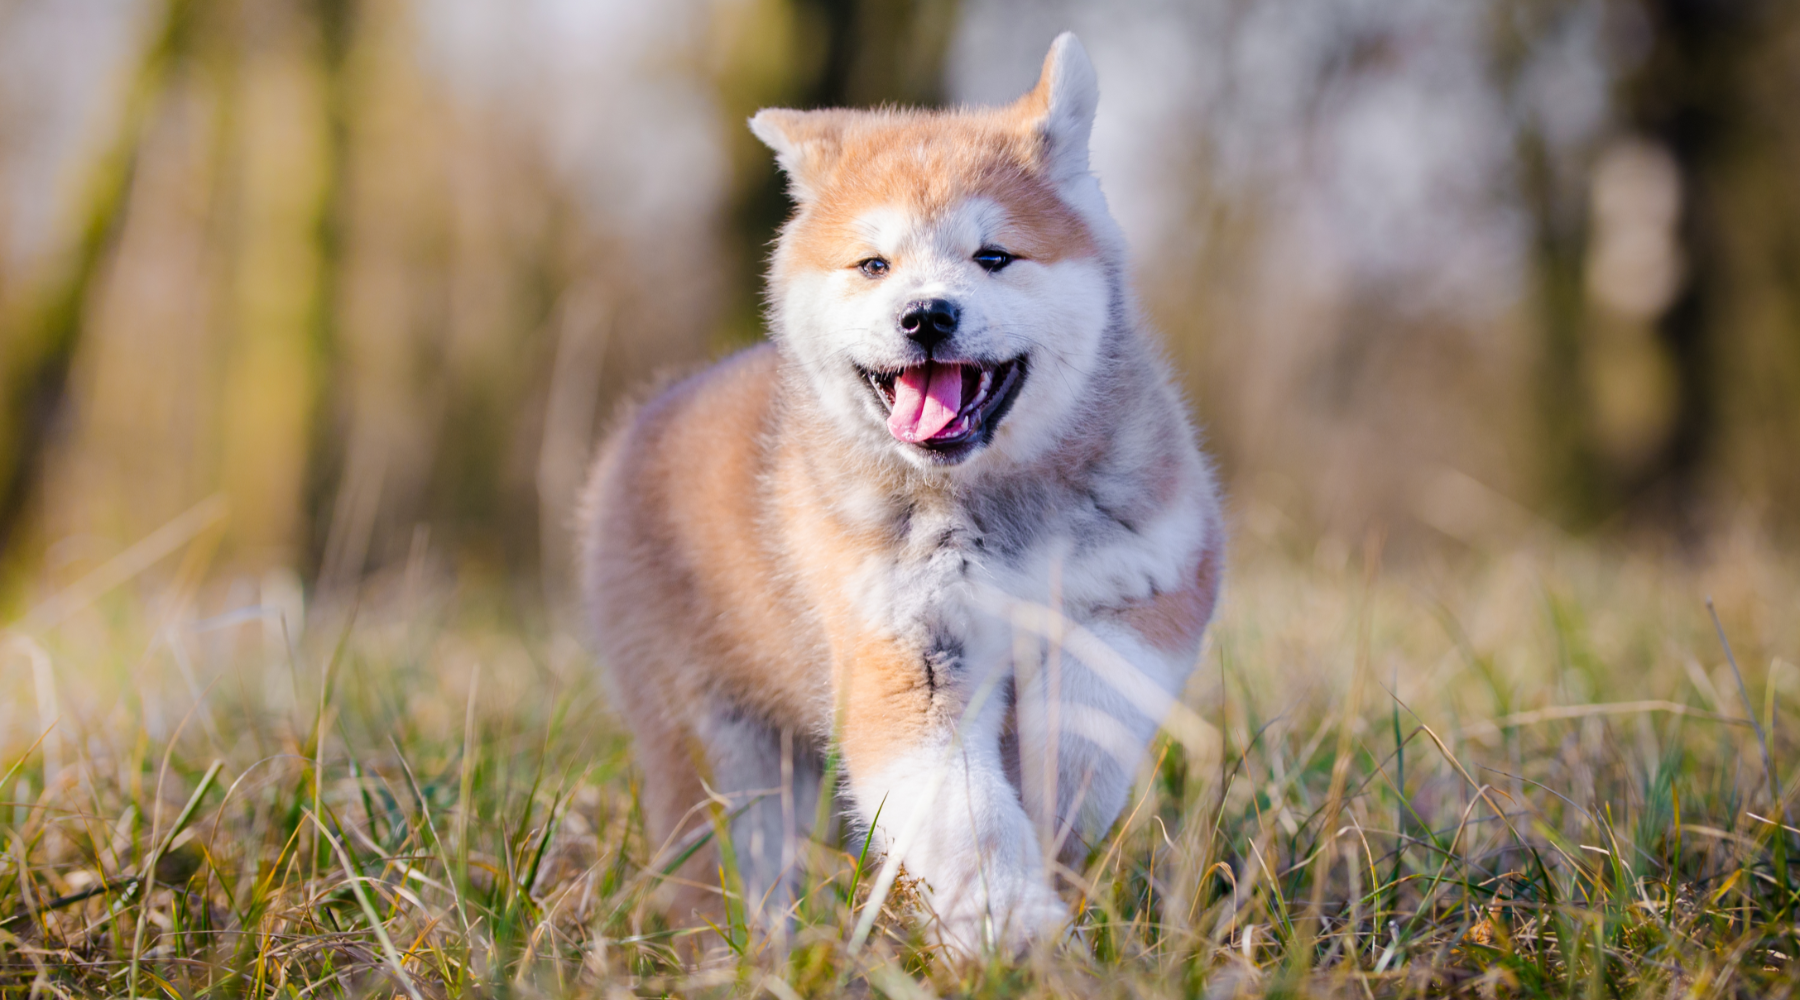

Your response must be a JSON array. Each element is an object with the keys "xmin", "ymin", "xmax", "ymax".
[{"xmin": 932, "ymin": 879, "xmax": 1068, "ymax": 957}]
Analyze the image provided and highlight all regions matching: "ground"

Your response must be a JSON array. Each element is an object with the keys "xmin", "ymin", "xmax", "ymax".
[{"xmin": 1, "ymin": 522, "xmax": 1797, "ymax": 998}]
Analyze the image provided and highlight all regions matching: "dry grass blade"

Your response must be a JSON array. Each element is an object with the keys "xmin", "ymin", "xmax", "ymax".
[
  {"xmin": 1707, "ymin": 599, "xmax": 1790, "ymax": 829},
  {"xmin": 307, "ymin": 811, "xmax": 427, "ymax": 1000},
  {"xmin": 129, "ymin": 759, "xmax": 222, "ymax": 1000},
  {"xmin": 17, "ymin": 494, "xmax": 228, "ymax": 631},
  {"xmin": 1457, "ymin": 699, "xmax": 1753, "ymax": 738}
]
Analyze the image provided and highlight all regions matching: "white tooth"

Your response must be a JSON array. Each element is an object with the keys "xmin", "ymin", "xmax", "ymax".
[{"xmin": 962, "ymin": 369, "xmax": 991, "ymax": 413}]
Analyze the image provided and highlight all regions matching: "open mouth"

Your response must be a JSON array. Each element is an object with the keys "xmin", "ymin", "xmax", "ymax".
[{"xmin": 860, "ymin": 357, "xmax": 1026, "ymax": 453}]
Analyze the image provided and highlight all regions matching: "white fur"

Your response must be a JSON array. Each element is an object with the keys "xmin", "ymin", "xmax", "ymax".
[{"xmin": 773, "ymin": 197, "xmax": 1114, "ymax": 473}]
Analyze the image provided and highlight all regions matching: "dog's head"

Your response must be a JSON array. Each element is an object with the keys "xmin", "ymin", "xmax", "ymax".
[{"xmin": 752, "ymin": 34, "xmax": 1125, "ymax": 471}]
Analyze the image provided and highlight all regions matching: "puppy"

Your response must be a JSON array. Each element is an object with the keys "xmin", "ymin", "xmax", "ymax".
[{"xmin": 580, "ymin": 32, "xmax": 1223, "ymax": 954}]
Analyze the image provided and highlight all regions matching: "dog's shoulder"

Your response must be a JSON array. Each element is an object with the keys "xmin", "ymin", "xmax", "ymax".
[{"xmin": 579, "ymin": 343, "xmax": 782, "ymax": 579}]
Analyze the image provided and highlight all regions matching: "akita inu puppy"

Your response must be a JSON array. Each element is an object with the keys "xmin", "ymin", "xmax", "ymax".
[{"xmin": 580, "ymin": 33, "xmax": 1223, "ymax": 953}]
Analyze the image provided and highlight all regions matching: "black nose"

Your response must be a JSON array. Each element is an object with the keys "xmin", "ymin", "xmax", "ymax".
[{"xmin": 898, "ymin": 298, "xmax": 959, "ymax": 348}]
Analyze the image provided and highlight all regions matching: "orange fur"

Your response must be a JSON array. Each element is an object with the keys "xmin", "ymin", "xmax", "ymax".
[
  {"xmin": 1111, "ymin": 544, "xmax": 1223, "ymax": 656},
  {"xmin": 772, "ymin": 107, "xmax": 1099, "ymax": 273}
]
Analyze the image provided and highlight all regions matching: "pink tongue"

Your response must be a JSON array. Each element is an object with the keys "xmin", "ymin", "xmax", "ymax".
[{"xmin": 887, "ymin": 361, "xmax": 966, "ymax": 442}]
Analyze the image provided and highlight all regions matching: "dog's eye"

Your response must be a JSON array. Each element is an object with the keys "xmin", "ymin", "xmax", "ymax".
[
  {"xmin": 973, "ymin": 247, "xmax": 1015, "ymax": 273},
  {"xmin": 857, "ymin": 257, "xmax": 890, "ymax": 278}
]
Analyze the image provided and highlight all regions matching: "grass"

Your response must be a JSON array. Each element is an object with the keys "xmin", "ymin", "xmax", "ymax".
[{"xmin": 1, "ymin": 519, "xmax": 1798, "ymax": 998}]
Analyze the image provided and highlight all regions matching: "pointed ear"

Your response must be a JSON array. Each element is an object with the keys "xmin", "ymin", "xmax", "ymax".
[
  {"xmin": 749, "ymin": 108, "xmax": 844, "ymax": 204},
  {"xmin": 1012, "ymin": 32, "xmax": 1099, "ymax": 183}
]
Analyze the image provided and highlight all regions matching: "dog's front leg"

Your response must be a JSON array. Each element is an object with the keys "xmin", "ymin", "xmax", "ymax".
[
  {"xmin": 1015, "ymin": 548, "xmax": 1221, "ymax": 864},
  {"xmin": 1014, "ymin": 622, "xmax": 1190, "ymax": 865},
  {"xmin": 833, "ymin": 634, "xmax": 1066, "ymax": 954}
]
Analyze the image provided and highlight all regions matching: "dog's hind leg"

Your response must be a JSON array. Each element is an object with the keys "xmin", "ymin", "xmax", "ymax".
[
  {"xmin": 620, "ymin": 695, "xmax": 716, "ymax": 929},
  {"xmin": 694, "ymin": 705, "xmax": 823, "ymax": 933}
]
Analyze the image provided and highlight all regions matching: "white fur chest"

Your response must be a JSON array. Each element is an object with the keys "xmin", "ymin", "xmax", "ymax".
[{"xmin": 841, "ymin": 474, "xmax": 1209, "ymax": 685}]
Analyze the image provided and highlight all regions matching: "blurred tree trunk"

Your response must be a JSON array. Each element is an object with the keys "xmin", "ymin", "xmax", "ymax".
[
  {"xmin": 1497, "ymin": 2, "xmax": 1607, "ymax": 528},
  {"xmin": 0, "ymin": 0, "xmax": 197, "ymax": 568},
  {"xmin": 1618, "ymin": 0, "xmax": 1765, "ymax": 534},
  {"xmin": 711, "ymin": 0, "xmax": 960, "ymax": 349},
  {"xmin": 300, "ymin": 0, "xmax": 357, "ymax": 584},
  {"xmin": 1512, "ymin": 0, "xmax": 1790, "ymax": 536},
  {"xmin": 209, "ymin": 0, "xmax": 337, "ymax": 575},
  {"xmin": 1756, "ymin": 10, "xmax": 1800, "ymax": 530},
  {"xmin": 1519, "ymin": 126, "xmax": 1603, "ymax": 527}
]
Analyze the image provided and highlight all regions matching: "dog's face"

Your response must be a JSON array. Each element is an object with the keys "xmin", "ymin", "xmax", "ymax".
[{"xmin": 753, "ymin": 37, "xmax": 1122, "ymax": 471}]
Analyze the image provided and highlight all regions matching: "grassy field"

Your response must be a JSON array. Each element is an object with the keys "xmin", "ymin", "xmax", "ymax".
[{"xmin": 1, "ymin": 522, "xmax": 1797, "ymax": 998}]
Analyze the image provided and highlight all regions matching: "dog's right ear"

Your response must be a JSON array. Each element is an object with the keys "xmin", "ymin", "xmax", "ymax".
[{"xmin": 750, "ymin": 108, "xmax": 846, "ymax": 205}]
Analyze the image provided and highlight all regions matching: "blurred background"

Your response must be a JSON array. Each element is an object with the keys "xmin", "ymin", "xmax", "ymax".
[{"xmin": 1, "ymin": 0, "xmax": 1797, "ymax": 614}]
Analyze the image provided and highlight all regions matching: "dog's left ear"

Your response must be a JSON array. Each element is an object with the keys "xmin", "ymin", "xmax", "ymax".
[
  {"xmin": 1012, "ymin": 32, "xmax": 1099, "ymax": 184},
  {"xmin": 749, "ymin": 108, "xmax": 849, "ymax": 205}
]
